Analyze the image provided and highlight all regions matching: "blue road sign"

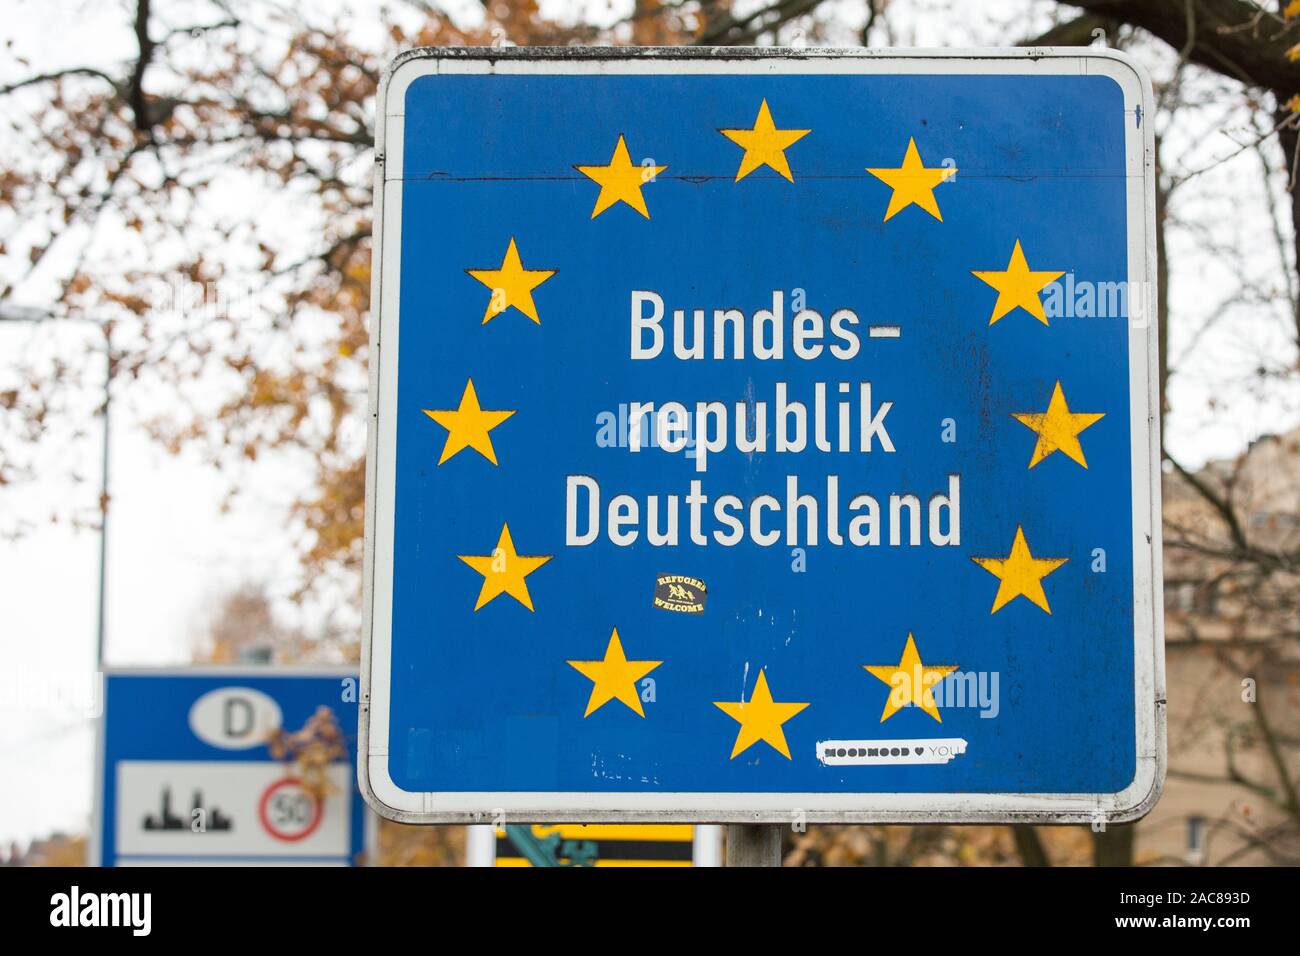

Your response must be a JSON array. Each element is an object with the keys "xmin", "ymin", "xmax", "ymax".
[
  {"xmin": 95, "ymin": 669, "xmax": 371, "ymax": 865},
  {"xmin": 361, "ymin": 49, "xmax": 1165, "ymax": 824}
]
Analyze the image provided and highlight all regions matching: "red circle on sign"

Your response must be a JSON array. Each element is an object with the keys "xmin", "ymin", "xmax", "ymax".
[{"xmin": 258, "ymin": 777, "xmax": 323, "ymax": 842}]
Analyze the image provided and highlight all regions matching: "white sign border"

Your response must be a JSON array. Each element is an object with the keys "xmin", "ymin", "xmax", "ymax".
[{"xmin": 360, "ymin": 47, "xmax": 1166, "ymax": 825}]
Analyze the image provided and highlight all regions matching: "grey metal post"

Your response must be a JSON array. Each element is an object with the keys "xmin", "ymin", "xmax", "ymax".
[
  {"xmin": 0, "ymin": 305, "xmax": 111, "ymax": 667},
  {"xmin": 94, "ymin": 341, "xmax": 110, "ymax": 669},
  {"xmin": 725, "ymin": 823, "xmax": 782, "ymax": 866}
]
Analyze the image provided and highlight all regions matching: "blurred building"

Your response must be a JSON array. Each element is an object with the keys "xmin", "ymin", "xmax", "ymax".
[
  {"xmin": 1143, "ymin": 428, "xmax": 1300, "ymax": 865},
  {"xmin": 0, "ymin": 832, "xmax": 86, "ymax": 866}
]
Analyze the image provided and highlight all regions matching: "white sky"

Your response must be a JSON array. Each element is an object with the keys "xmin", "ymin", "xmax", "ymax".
[
  {"xmin": 2, "ymin": 0, "xmax": 1299, "ymax": 848},
  {"xmin": 0, "ymin": 319, "xmax": 310, "ymax": 843}
]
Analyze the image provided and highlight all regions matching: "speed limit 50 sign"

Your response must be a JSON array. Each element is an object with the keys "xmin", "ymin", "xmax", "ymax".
[{"xmin": 94, "ymin": 668, "xmax": 375, "ymax": 866}]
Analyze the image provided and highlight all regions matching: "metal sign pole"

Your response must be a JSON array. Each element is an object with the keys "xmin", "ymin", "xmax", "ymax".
[
  {"xmin": 0, "ymin": 306, "xmax": 111, "ymax": 669},
  {"xmin": 725, "ymin": 824, "xmax": 781, "ymax": 867},
  {"xmin": 95, "ymin": 339, "xmax": 111, "ymax": 669}
]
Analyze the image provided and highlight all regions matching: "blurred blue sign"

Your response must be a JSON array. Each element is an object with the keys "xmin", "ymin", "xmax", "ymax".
[{"xmin": 95, "ymin": 669, "xmax": 370, "ymax": 865}]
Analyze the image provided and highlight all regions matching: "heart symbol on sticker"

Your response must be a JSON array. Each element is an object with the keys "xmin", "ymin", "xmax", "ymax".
[{"xmin": 914, "ymin": 748, "xmax": 923, "ymax": 755}]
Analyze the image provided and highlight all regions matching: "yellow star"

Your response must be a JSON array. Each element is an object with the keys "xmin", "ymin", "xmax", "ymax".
[
  {"xmin": 1012, "ymin": 381, "xmax": 1105, "ymax": 469},
  {"xmin": 567, "ymin": 628, "xmax": 662, "ymax": 718},
  {"xmin": 575, "ymin": 135, "xmax": 667, "ymax": 219},
  {"xmin": 866, "ymin": 137, "xmax": 955, "ymax": 221},
  {"xmin": 713, "ymin": 670, "xmax": 809, "ymax": 760},
  {"xmin": 863, "ymin": 633, "xmax": 958, "ymax": 723},
  {"xmin": 422, "ymin": 379, "xmax": 515, "ymax": 466},
  {"xmin": 971, "ymin": 240, "xmax": 1064, "ymax": 326},
  {"xmin": 466, "ymin": 237, "xmax": 556, "ymax": 325},
  {"xmin": 719, "ymin": 99, "xmax": 810, "ymax": 183},
  {"xmin": 972, "ymin": 526, "xmax": 1068, "ymax": 614},
  {"xmin": 457, "ymin": 523, "xmax": 552, "ymax": 612}
]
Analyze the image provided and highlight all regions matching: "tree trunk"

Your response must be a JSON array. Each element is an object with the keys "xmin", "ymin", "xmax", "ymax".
[
  {"xmin": 1011, "ymin": 824, "xmax": 1051, "ymax": 866},
  {"xmin": 1274, "ymin": 106, "xmax": 1300, "ymax": 350},
  {"xmin": 1091, "ymin": 824, "xmax": 1136, "ymax": 866}
]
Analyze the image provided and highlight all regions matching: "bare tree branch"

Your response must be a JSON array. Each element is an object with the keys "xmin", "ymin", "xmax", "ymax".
[
  {"xmin": 0, "ymin": 67, "xmax": 122, "ymax": 97},
  {"xmin": 1059, "ymin": 0, "xmax": 1300, "ymax": 93},
  {"xmin": 128, "ymin": 0, "xmax": 156, "ymax": 133},
  {"xmin": 695, "ymin": 0, "xmax": 824, "ymax": 45},
  {"xmin": 1019, "ymin": 12, "xmax": 1119, "ymax": 46}
]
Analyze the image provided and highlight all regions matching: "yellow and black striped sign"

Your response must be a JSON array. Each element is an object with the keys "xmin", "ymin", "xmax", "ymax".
[{"xmin": 495, "ymin": 825, "xmax": 694, "ymax": 867}]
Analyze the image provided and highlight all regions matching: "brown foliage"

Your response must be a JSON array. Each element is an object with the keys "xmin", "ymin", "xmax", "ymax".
[
  {"xmin": 374, "ymin": 818, "xmax": 466, "ymax": 867},
  {"xmin": 267, "ymin": 704, "xmax": 349, "ymax": 800}
]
